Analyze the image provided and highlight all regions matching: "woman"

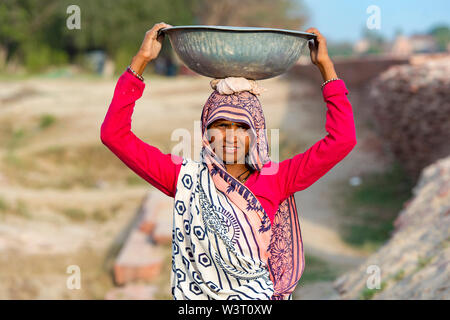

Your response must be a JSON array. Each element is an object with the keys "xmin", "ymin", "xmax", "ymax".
[{"xmin": 101, "ymin": 22, "xmax": 357, "ymax": 300}]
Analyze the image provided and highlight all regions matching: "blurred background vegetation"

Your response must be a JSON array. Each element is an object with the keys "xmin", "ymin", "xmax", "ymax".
[
  {"xmin": 0, "ymin": 0, "xmax": 309, "ymax": 75},
  {"xmin": 1, "ymin": 0, "xmax": 449, "ymax": 76}
]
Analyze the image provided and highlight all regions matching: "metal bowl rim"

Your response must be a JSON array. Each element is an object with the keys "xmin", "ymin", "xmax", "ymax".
[{"xmin": 159, "ymin": 25, "xmax": 317, "ymax": 39}]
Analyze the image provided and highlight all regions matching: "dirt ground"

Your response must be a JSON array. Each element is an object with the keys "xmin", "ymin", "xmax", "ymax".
[{"xmin": 0, "ymin": 70, "xmax": 389, "ymax": 299}]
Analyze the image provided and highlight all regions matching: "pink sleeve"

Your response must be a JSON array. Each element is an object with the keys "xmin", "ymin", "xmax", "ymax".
[
  {"xmin": 276, "ymin": 79, "xmax": 357, "ymax": 200},
  {"xmin": 100, "ymin": 70, "xmax": 182, "ymax": 198}
]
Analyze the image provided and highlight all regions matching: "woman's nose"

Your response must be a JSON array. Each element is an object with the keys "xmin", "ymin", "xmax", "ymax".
[
  {"xmin": 223, "ymin": 129, "xmax": 236, "ymax": 142},
  {"xmin": 225, "ymin": 127, "xmax": 236, "ymax": 135}
]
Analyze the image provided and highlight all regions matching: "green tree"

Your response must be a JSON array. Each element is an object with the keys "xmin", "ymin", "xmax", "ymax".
[
  {"xmin": 0, "ymin": 0, "xmax": 68, "ymax": 72},
  {"xmin": 0, "ymin": 0, "xmax": 308, "ymax": 73},
  {"xmin": 361, "ymin": 27, "xmax": 386, "ymax": 55},
  {"xmin": 327, "ymin": 42, "xmax": 354, "ymax": 58},
  {"xmin": 428, "ymin": 24, "xmax": 450, "ymax": 52},
  {"xmin": 189, "ymin": 0, "xmax": 307, "ymax": 30}
]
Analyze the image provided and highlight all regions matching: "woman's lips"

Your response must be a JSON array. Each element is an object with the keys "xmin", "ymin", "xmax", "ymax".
[{"xmin": 223, "ymin": 146, "xmax": 238, "ymax": 153}]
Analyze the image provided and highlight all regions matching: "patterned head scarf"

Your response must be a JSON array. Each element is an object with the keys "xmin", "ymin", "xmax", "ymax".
[{"xmin": 199, "ymin": 88, "xmax": 305, "ymax": 300}]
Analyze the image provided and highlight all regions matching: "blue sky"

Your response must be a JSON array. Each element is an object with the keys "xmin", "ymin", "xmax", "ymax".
[{"xmin": 301, "ymin": 0, "xmax": 450, "ymax": 43}]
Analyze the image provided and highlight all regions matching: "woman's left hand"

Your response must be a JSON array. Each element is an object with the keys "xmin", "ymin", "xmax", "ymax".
[
  {"xmin": 305, "ymin": 27, "xmax": 338, "ymax": 81},
  {"xmin": 305, "ymin": 27, "xmax": 331, "ymax": 67}
]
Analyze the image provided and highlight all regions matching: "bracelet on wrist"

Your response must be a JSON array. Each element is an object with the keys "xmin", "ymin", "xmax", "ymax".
[
  {"xmin": 126, "ymin": 65, "xmax": 144, "ymax": 82},
  {"xmin": 321, "ymin": 77, "xmax": 340, "ymax": 90}
]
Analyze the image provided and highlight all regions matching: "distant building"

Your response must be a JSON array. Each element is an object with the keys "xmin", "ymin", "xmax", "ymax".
[
  {"xmin": 391, "ymin": 34, "xmax": 439, "ymax": 56},
  {"xmin": 353, "ymin": 33, "xmax": 440, "ymax": 56},
  {"xmin": 390, "ymin": 35, "xmax": 412, "ymax": 56},
  {"xmin": 353, "ymin": 38, "xmax": 370, "ymax": 54}
]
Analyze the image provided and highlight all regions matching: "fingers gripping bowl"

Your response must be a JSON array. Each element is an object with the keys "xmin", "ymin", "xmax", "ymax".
[{"xmin": 158, "ymin": 25, "xmax": 316, "ymax": 80}]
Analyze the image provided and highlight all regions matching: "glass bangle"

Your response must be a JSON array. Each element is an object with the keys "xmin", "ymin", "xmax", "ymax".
[
  {"xmin": 127, "ymin": 65, "xmax": 144, "ymax": 81},
  {"xmin": 321, "ymin": 78, "xmax": 340, "ymax": 90}
]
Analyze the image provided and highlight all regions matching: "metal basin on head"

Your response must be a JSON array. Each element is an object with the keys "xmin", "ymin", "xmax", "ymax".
[{"xmin": 159, "ymin": 25, "xmax": 316, "ymax": 80}]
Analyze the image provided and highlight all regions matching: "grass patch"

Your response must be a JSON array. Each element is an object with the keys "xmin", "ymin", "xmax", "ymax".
[
  {"xmin": 92, "ymin": 209, "xmax": 109, "ymax": 222},
  {"xmin": 3, "ymin": 144, "xmax": 141, "ymax": 189},
  {"xmin": 36, "ymin": 144, "xmax": 137, "ymax": 185},
  {"xmin": 300, "ymin": 254, "xmax": 342, "ymax": 284},
  {"xmin": 334, "ymin": 161, "xmax": 414, "ymax": 251},
  {"xmin": 1, "ymin": 114, "xmax": 56, "ymax": 152},
  {"xmin": 126, "ymin": 174, "xmax": 147, "ymax": 186},
  {"xmin": 38, "ymin": 114, "xmax": 56, "ymax": 129},
  {"xmin": 0, "ymin": 246, "xmax": 115, "ymax": 299},
  {"xmin": 0, "ymin": 196, "xmax": 9, "ymax": 212},
  {"xmin": 3, "ymin": 151, "xmax": 27, "ymax": 168},
  {"xmin": 358, "ymin": 254, "xmax": 435, "ymax": 300},
  {"xmin": 359, "ymin": 281, "xmax": 387, "ymax": 300},
  {"xmin": 393, "ymin": 269, "xmax": 405, "ymax": 282},
  {"xmin": 15, "ymin": 199, "xmax": 31, "ymax": 218},
  {"xmin": 416, "ymin": 255, "xmax": 433, "ymax": 271},
  {"xmin": 60, "ymin": 205, "xmax": 119, "ymax": 223},
  {"xmin": 8, "ymin": 128, "xmax": 28, "ymax": 150},
  {"xmin": 61, "ymin": 208, "xmax": 88, "ymax": 222},
  {"xmin": 440, "ymin": 237, "xmax": 450, "ymax": 249},
  {"xmin": 0, "ymin": 198, "xmax": 32, "ymax": 219}
]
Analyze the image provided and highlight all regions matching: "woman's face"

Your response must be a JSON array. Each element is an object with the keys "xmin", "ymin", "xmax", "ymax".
[{"xmin": 207, "ymin": 119, "xmax": 251, "ymax": 164}]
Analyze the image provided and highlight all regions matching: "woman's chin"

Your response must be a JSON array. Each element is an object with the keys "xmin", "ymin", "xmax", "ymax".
[{"xmin": 221, "ymin": 155, "xmax": 246, "ymax": 164}]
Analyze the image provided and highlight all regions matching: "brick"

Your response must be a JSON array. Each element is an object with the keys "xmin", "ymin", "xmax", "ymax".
[
  {"xmin": 104, "ymin": 284, "xmax": 158, "ymax": 300},
  {"xmin": 114, "ymin": 228, "xmax": 164, "ymax": 285},
  {"xmin": 152, "ymin": 219, "xmax": 172, "ymax": 245},
  {"xmin": 138, "ymin": 191, "xmax": 173, "ymax": 240}
]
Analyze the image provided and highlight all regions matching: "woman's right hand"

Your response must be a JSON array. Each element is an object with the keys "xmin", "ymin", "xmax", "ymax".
[{"xmin": 137, "ymin": 22, "xmax": 173, "ymax": 62}]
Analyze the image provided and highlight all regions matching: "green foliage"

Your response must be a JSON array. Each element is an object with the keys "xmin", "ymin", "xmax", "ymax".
[
  {"xmin": 0, "ymin": 0, "xmax": 307, "ymax": 73},
  {"xmin": 0, "ymin": 0, "xmax": 198, "ymax": 73},
  {"xmin": 8, "ymin": 128, "xmax": 27, "ymax": 150},
  {"xmin": 416, "ymin": 255, "xmax": 433, "ymax": 270},
  {"xmin": 335, "ymin": 161, "xmax": 414, "ymax": 251},
  {"xmin": 360, "ymin": 27, "xmax": 386, "ymax": 55},
  {"xmin": 328, "ymin": 42, "xmax": 354, "ymax": 58},
  {"xmin": 359, "ymin": 281, "xmax": 387, "ymax": 300},
  {"xmin": 190, "ymin": 0, "xmax": 307, "ymax": 30},
  {"xmin": 62, "ymin": 207, "xmax": 87, "ymax": 222},
  {"xmin": 300, "ymin": 254, "xmax": 341, "ymax": 284},
  {"xmin": 0, "ymin": 1, "xmax": 69, "ymax": 72},
  {"xmin": 22, "ymin": 42, "xmax": 68, "ymax": 73},
  {"xmin": 428, "ymin": 24, "xmax": 450, "ymax": 52},
  {"xmin": 393, "ymin": 269, "xmax": 405, "ymax": 281},
  {"xmin": 15, "ymin": 199, "xmax": 31, "ymax": 218},
  {"xmin": 39, "ymin": 114, "xmax": 56, "ymax": 129},
  {"xmin": 92, "ymin": 209, "xmax": 109, "ymax": 222},
  {"xmin": 126, "ymin": 174, "xmax": 147, "ymax": 186},
  {"xmin": 113, "ymin": 46, "xmax": 142, "ymax": 75},
  {"xmin": 0, "ymin": 196, "xmax": 9, "ymax": 212},
  {"xmin": 0, "ymin": 197, "xmax": 32, "ymax": 218}
]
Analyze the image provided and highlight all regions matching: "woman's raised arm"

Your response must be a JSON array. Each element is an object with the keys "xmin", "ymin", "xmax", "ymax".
[
  {"xmin": 100, "ymin": 23, "xmax": 182, "ymax": 197},
  {"xmin": 276, "ymin": 77, "xmax": 357, "ymax": 200},
  {"xmin": 276, "ymin": 28, "xmax": 357, "ymax": 200}
]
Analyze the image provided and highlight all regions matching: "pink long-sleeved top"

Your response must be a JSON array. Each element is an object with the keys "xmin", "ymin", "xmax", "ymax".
[{"xmin": 100, "ymin": 69, "xmax": 357, "ymax": 225}]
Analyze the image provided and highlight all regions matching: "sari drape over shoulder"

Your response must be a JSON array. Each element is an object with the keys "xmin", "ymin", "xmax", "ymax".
[{"xmin": 171, "ymin": 89, "xmax": 304, "ymax": 300}]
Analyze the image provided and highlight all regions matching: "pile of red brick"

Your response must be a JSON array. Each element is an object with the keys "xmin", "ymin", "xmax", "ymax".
[
  {"xmin": 368, "ymin": 55, "xmax": 450, "ymax": 182},
  {"xmin": 105, "ymin": 191, "xmax": 173, "ymax": 299}
]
